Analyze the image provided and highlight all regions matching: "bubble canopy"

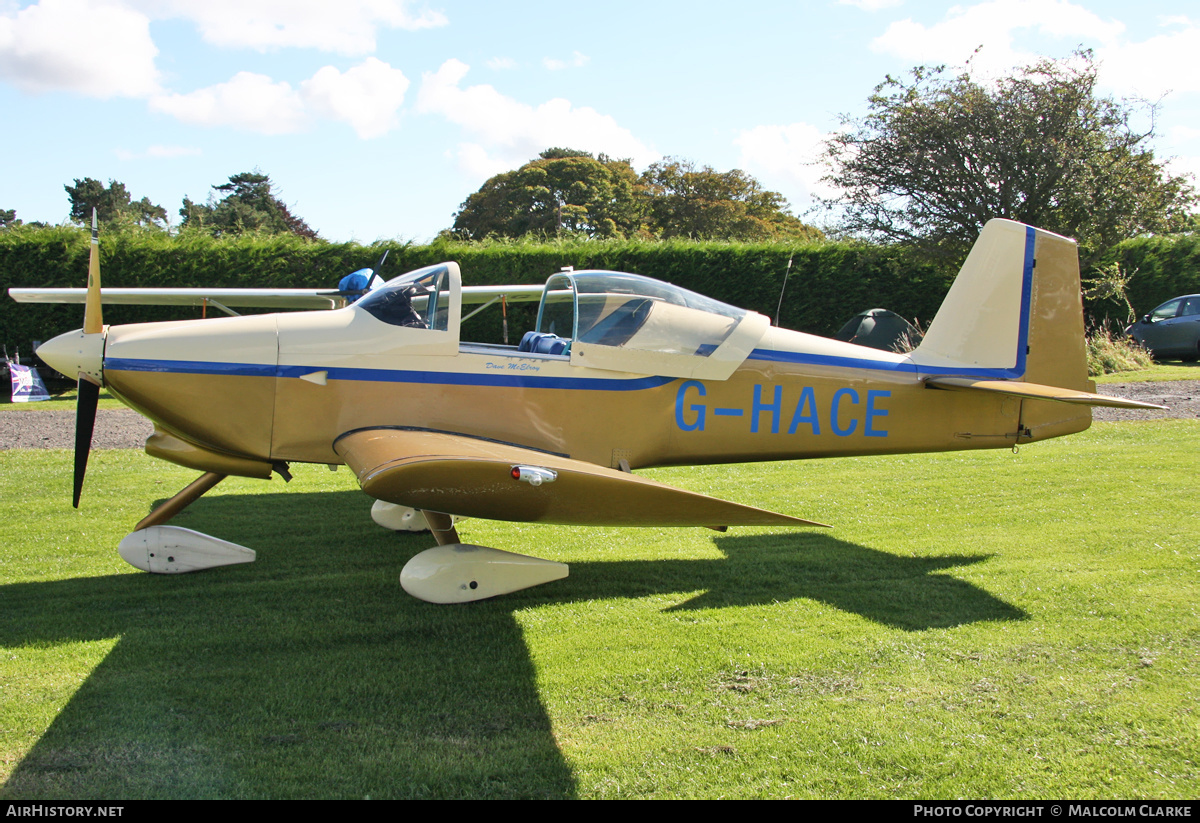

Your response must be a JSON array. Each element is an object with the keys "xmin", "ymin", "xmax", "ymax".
[
  {"xmin": 536, "ymin": 271, "xmax": 747, "ymax": 355},
  {"xmin": 533, "ymin": 271, "xmax": 767, "ymax": 379},
  {"xmin": 353, "ymin": 263, "xmax": 768, "ymax": 380}
]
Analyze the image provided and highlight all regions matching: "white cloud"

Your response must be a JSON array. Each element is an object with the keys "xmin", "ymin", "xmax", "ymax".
[
  {"xmin": 149, "ymin": 59, "xmax": 410, "ymax": 137},
  {"xmin": 487, "ymin": 56, "xmax": 517, "ymax": 71},
  {"xmin": 1167, "ymin": 125, "xmax": 1200, "ymax": 144},
  {"xmin": 301, "ymin": 57, "xmax": 410, "ymax": 138},
  {"xmin": 1097, "ymin": 20, "xmax": 1200, "ymax": 96},
  {"xmin": 871, "ymin": 0, "xmax": 1124, "ymax": 75},
  {"xmin": 735, "ymin": 123, "xmax": 837, "ymax": 210},
  {"xmin": 145, "ymin": 0, "xmax": 446, "ymax": 55},
  {"xmin": 869, "ymin": 4, "xmax": 1200, "ymax": 111},
  {"xmin": 150, "ymin": 72, "xmax": 309, "ymax": 134},
  {"xmin": 416, "ymin": 59, "xmax": 656, "ymax": 174},
  {"xmin": 453, "ymin": 143, "xmax": 511, "ymax": 180},
  {"xmin": 0, "ymin": 0, "xmax": 444, "ymax": 100},
  {"xmin": 0, "ymin": 0, "xmax": 160, "ymax": 97},
  {"xmin": 838, "ymin": 0, "xmax": 902, "ymax": 11},
  {"xmin": 543, "ymin": 51, "xmax": 589, "ymax": 71}
]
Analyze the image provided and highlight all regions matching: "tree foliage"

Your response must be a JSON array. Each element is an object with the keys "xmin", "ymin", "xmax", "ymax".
[
  {"xmin": 64, "ymin": 178, "xmax": 168, "ymax": 229},
  {"xmin": 450, "ymin": 150, "xmax": 821, "ymax": 242},
  {"xmin": 823, "ymin": 52, "xmax": 1196, "ymax": 262},
  {"xmin": 451, "ymin": 149, "xmax": 642, "ymax": 239},
  {"xmin": 641, "ymin": 158, "xmax": 821, "ymax": 241},
  {"xmin": 0, "ymin": 209, "xmax": 19, "ymax": 229},
  {"xmin": 179, "ymin": 171, "xmax": 318, "ymax": 239}
]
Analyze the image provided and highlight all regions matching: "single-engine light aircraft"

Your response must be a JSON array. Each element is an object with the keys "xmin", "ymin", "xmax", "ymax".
[{"xmin": 14, "ymin": 218, "xmax": 1159, "ymax": 603}]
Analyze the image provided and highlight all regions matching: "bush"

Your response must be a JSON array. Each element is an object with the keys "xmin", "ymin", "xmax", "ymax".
[{"xmin": 1086, "ymin": 323, "xmax": 1155, "ymax": 376}]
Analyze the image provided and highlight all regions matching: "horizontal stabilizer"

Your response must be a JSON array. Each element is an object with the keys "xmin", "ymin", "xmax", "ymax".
[
  {"xmin": 925, "ymin": 377, "xmax": 1164, "ymax": 410},
  {"xmin": 335, "ymin": 428, "xmax": 828, "ymax": 528}
]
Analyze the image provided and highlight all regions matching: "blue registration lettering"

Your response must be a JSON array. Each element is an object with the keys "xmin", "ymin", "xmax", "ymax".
[
  {"xmin": 751, "ymin": 384, "xmax": 782, "ymax": 434},
  {"xmin": 831, "ymin": 388, "xmax": 859, "ymax": 436},
  {"xmin": 675, "ymin": 381, "xmax": 707, "ymax": 431},
  {"xmin": 787, "ymin": 387, "xmax": 820, "ymax": 435},
  {"xmin": 865, "ymin": 390, "xmax": 890, "ymax": 437}
]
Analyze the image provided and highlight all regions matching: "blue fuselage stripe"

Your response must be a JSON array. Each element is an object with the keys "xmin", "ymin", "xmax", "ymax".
[
  {"xmin": 744, "ymin": 350, "xmax": 1023, "ymax": 380},
  {"xmin": 104, "ymin": 358, "xmax": 675, "ymax": 391},
  {"xmin": 108, "ymin": 346, "xmax": 1026, "ymax": 388},
  {"xmin": 105, "ymin": 358, "xmax": 276, "ymax": 377},
  {"xmin": 747, "ymin": 349, "xmax": 917, "ymax": 372}
]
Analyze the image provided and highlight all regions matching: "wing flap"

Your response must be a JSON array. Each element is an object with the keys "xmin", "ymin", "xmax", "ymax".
[
  {"xmin": 335, "ymin": 429, "xmax": 827, "ymax": 528},
  {"xmin": 925, "ymin": 377, "xmax": 1165, "ymax": 410}
]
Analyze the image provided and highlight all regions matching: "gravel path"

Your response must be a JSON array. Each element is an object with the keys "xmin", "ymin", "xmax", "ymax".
[
  {"xmin": 1092, "ymin": 380, "xmax": 1200, "ymax": 422},
  {"xmin": 0, "ymin": 408, "xmax": 154, "ymax": 450},
  {"xmin": 1, "ymin": 381, "xmax": 1195, "ymax": 450}
]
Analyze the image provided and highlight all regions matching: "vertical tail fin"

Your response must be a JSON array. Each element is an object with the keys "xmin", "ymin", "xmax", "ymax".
[
  {"xmin": 912, "ymin": 219, "xmax": 1089, "ymax": 390},
  {"xmin": 912, "ymin": 219, "xmax": 1093, "ymax": 439}
]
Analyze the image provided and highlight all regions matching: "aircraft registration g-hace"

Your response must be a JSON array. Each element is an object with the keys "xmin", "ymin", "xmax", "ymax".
[{"xmin": 19, "ymin": 218, "xmax": 1159, "ymax": 603}]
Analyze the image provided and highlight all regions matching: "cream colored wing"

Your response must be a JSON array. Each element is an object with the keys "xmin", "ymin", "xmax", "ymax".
[
  {"xmin": 9, "ymin": 284, "xmax": 542, "ymax": 310},
  {"xmin": 335, "ymin": 429, "xmax": 828, "ymax": 528}
]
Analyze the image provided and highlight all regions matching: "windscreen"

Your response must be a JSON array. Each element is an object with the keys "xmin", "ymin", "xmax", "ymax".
[{"xmin": 357, "ymin": 264, "xmax": 451, "ymax": 330}]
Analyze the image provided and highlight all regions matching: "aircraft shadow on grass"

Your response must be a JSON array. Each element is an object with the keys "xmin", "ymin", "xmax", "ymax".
[{"xmin": 1, "ymin": 488, "xmax": 1024, "ymax": 799}]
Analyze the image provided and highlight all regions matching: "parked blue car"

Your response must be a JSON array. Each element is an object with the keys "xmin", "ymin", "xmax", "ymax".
[{"xmin": 1126, "ymin": 294, "xmax": 1200, "ymax": 361}]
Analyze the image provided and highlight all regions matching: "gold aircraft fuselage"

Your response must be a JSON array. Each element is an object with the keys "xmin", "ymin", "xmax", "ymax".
[{"xmin": 98, "ymin": 281, "xmax": 1086, "ymax": 483}]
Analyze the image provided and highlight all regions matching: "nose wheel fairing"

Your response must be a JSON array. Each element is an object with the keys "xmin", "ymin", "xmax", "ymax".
[{"xmin": 119, "ymin": 526, "xmax": 256, "ymax": 574}]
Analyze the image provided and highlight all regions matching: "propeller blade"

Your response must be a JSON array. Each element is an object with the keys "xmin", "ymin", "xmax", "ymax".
[
  {"xmin": 83, "ymin": 209, "xmax": 103, "ymax": 334},
  {"xmin": 73, "ymin": 377, "xmax": 99, "ymax": 508},
  {"xmin": 71, "ymin": 210, "xmax": 104, "ymax": 508}
]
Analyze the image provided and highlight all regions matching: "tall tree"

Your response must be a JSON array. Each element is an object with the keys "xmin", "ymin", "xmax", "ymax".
[
  {"xmin": 452, "ymin": 149, "xmax": 642, "ymax": 239},
  {"xmin": 449, "ymin": 149, "xmax": 822, "ymax": 241},
  {"xmin": 639, "ymin": 159, "xmax": 820, "ymax": 240},
  {"xmin": 0, "ymin": 208, "xmax": 20, "ymax": 229},
  {"xmin": 64, "ymin": 178, "xmax": 167, "ymax": 228},
  {"xmin": 180, "ymin": 171, "xmax": 318, "ymax": 238},
  {"xmin": 823, "ymin": 52, "xmax": 1196, "ymax": 262}
]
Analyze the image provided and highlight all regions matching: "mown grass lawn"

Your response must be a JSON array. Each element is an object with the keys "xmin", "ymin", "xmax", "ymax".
[
  {"xmin": 0, "ymin": 421, "xmax": 1195, "ymax": 799},
  {"xmin": 1093, "ymin": 361, "xmax": 1199, "ymax": 383}
]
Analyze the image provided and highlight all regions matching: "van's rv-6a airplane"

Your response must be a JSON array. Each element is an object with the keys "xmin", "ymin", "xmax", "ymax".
[{"xmin": 12, "ymin": 218, "xmax": 1159, "ymax": 603}]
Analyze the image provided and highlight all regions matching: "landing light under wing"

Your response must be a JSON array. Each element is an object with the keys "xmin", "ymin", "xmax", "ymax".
[{"xmin": 335, "ymin": 429, "xmax": 828, "ymax": 529}]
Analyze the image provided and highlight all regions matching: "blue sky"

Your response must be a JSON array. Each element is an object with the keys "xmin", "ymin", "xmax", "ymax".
[{"xmin": 2, "ymin": 0, "xmax": 1198, "ymax": 243}]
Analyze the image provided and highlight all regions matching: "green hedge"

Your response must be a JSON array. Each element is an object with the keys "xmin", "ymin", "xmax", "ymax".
[
  {"xmin": 5, "ymin": 225, "xmax": 1197, "ymax": 357},
  {"xmin": 1092, "ymin": 234, "xmax": 1200, "ymax": 324},
  {"xmin": 1, "ymin": 227, "xmax": 954, "ymax": 353}
]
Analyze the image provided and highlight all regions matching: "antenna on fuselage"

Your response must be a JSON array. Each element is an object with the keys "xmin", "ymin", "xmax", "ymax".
[{"xmin": 773, "ymin": 255, "xmax": 794, "ymax": 327}]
